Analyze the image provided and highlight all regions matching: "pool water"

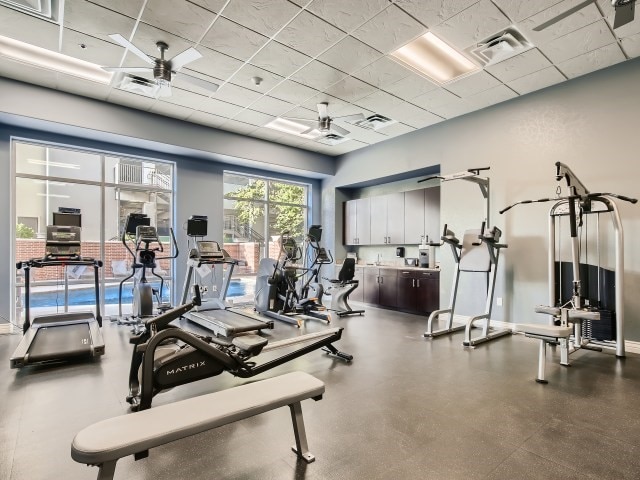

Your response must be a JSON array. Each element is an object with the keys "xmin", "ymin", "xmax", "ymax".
[{"xmin": 23, "ymin": 280, "xmax": 248, "ymax": 308}]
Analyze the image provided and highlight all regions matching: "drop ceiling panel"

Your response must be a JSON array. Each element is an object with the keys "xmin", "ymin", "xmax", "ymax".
[
  {"xmin": 163, "ymin": 87, "xmax": 213, "ymax": 110},
  {"xmin": 187, "ymin": 45, "xmax": 244, "ymax": 80},
  {"xmin": 445, "ymin": 70, "xmax": 502, "ymax": 97},
  {"xmin": 250, "ymin": 41, "xmax": 311, "ymax": 77},
  {"xmin": 431, "ymin": 0, "xmax": 512, "ymax": 50},
  {"xmin": 427, "ymin": 97, "xmax": 475, "ymax": 119},
  {"xmin": 64, "ymin": 0, "xmax": 136, "ymax": 43},
  {"xmin": 318, "ymin": 36, "xmax": 383, "ymax": 75},
  {"xmin": 411, "ymin": 88, "xmax": 460, "ymax": 110},
  {"xmin": 465, "ymin": 83, "xmax": 517, "ymax": 108},
  {"xmin": 172, "ymin": 69, "xmax": 222, "ymax": 96},
  {"xmin": 621, "ymin": 32, "xmax": 640, "ymax": 57},
  {"xmin": 538, "ymin": 20, "xmax": 616, "ymax": 64},
  {"xmin": 518, "ymin": 0, "xmax": 603, "ymax": 46},
  {"xmin": 199, "ymin": 97, "xmax": 246, "ymax": 117},
  {"xmin": 393, "ymin": 0, "xmax": 480, "ymax": 28},
  {"xmin": 221, "ymin": 0, "xmax": 301, "ymax": 37},
  {"xmin": 290, "ymin": 61, "xmax": 348, "ymax": 91},
  {"xmin": 127, "ymin": 23, "xmax": 193, "ymax": 65},
  {"xmin": 378, "ymin": 121, "xmax": 415, "ymax": 137},
  {"xmin": 150, "ymin": 100, "xmax": 194, "ymax": 120},
  {"xmin": 355, "ymin": 90, "xmax": 405, "ymax": 112},
  {"xmin": 231, "ymin": 64, "xmax": 284, "ymax": 93},
  {"xmin": 329, "ymin": 102, "xmax": 375, "ymax": 119},
  {"xmin": 232, "ymin": 109, "xmax": 275, "ymax": 127},
  {"xmin": 188, "ymin": 0, "xmax": 228, "ymax": 14},
  {"xmin": 485, "ymin": 48, "xmax": 553, "ymax": 83},
  {"xmin": 219, "ymin": 119, "xmax": 258, "ymax": 135},
  {"xmin": 306, "ymin": 0, "xmax": 390, "ymax": 32},
  {"xmin": 274, "ymin": 10, "xmax": 346, "ymax": 57},
  {"xmin": 386, "ymin": 101, "xmax": 443, "ymax": 128},
  {"xmin": 140, "ymin": 0, "xmax": 215, "ymax": 43},
  {"xmin": 187, "ymin": 110, "xmax": 228, "ymax": 128},
  {"xmin": 507, "ymin": 66, "xmax": 565, "ymax": 95},
  {"xmin": 352, "ymin": 57, "xmax": 412, "ymax": 89},
  {"xmin": 88, "ymin": 0, "xmax": 145, "ymax": 19},
  {"xmin": 557, "ymin": 42, "xmax": 625, "ymax": 79},
  {"xmin": 491, "ymin": 0, "xmax": 565, "ymax": 23},
  {"xmin": 383, "ymin": 72, "xmax": 439, "ymax": 100},
  {"xmin": 324, "ymin": 76, "xmax": 378, "ymax": 102},
  {"xmin": 0, "ymin": 6, "xmax": 59, "ymax": 49},
  {"xmin": 250, "ymin": 128, "xmax": 286, "ymax": 142},
  {"xmin": 107, "ymin": 90, "xmax": 156, "ymax": 111},
  {"xmin": 330, "ymin": 139, "xmax": 369, "ymax": 154},
  {"xmin": 60, "ymin": 29, "xmax": 125, "ymax": 67},
  {"xmin": 268, "ymin": 80, "xmax": 319, "ymax": 104},
  {"xmin": 282, "ymin": 105, "xmax": 319, "ymax": 120},
  {"xmin": 249, "ymin": 95, "xmax": 296, "ymax": 116},
  {"xmin": 345, "ymin": 124, "xmax": 390, "ymax": 144},
  {"xmin": 200, "ymin": 16, "xmax": 269, "ymax": 62},
  {"xmin": 352, "ymin": 5, "xmax": 427, "ymax": 54},
  {"xmin": 210, "ymin": 82, "xmax": 263, "ymax": 107}
]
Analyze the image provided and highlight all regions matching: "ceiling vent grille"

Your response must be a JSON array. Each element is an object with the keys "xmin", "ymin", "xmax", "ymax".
[
  {"xmin": 316, "ymin": 133, "xmax": 350, "ymax": 146},
  {"xmin": 350, "ymin": 114, "xmax": 397, "ymax": 131},
  {"xmin": 0, "ymin": 0, "xmax": 57, "ymax": 22},
  {"xmin": 468, "ymin": 27, "xmax": 532, "ymax": 66},
  {"xmin": 116, "ymin": 74, "xmax": 161, "ymax": 98}
]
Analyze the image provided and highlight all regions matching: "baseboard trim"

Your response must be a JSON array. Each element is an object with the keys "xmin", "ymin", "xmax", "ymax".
[{"xmin": 0, "ymin": 323, "xmax": 15, "ymax": 335}]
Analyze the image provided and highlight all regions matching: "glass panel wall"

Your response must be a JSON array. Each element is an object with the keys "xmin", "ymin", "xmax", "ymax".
[
  {"xmin": 223, "ymin": 172, "xmax": 310, "ymax": 303},
  {"xmin": 13, "ymin": 141, "xmax": 175, "ymax": 324}
]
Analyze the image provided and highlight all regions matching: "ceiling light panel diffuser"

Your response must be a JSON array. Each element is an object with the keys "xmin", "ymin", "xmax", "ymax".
[
  {"xmin": 0, "ymin": 34, "xmax": 113, "ymax": 84},
  {"xmin": 391, "ymin": 32, "xmax": 480, "ymax": 84},
  {"xmin": 265, "ymin": 117, "xmax": 317, "ymax": 138}
]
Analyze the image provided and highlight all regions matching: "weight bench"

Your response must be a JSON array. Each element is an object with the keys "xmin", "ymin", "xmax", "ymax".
[
  {"xmin": 71, "ymin": 371, "xmax": 325, "ymax": 480},
  {"xmin": 518, "ymin": 323, "xmax": 573, "ymax": 384}
]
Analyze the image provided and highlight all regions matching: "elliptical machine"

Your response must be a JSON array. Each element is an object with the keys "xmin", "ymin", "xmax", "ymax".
[
  {"xmin": 115, "ymin": 213, "xmax": 178, "ymax": 330},
  {"xmin": 127, "ymin": 285, "xmax": 353, "ymax": 411}
]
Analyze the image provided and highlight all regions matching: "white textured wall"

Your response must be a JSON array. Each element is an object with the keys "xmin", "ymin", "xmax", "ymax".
[{"xmin": 324, "ymin": 58, "xmax": 640, "ymax": 340}]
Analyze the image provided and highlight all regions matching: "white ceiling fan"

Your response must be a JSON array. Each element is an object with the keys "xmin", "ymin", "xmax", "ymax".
[
  {"xmin": 283, "ymin": 102, "xmax": 365, "ymax": 139},
  {"xmin": 534, "ymin": 0, "xmax": 636, "ymax": 31},
  {"xmin": 102, "ymin": 34, "xmax": 219, "ymax": 97}
]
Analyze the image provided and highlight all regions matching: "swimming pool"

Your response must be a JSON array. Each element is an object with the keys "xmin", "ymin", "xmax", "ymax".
[{"xmin": 22, "ymin": 280, "xmax": 248, "ymax": 308}]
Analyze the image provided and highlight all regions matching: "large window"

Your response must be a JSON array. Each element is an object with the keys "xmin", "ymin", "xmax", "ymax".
[
  {"xmin": 223, "ymin": 172, "xmax": 310, "ymax": 301},
  {"xmin": 13, "ymin": 141, "xmax": 175, "ymax": 323}
]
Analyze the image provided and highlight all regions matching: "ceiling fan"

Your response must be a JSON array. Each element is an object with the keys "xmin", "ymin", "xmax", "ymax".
[
  {"xmin": 103, "ymin": 34, "xmax": 219, "ymax": 97},
  {"xmin": 284, "ymin": 102, "xmax": 365, "ymax": 139},
  {"xmin": 533, "ymin": 0, "xmax": 636, "ymax": 31}
]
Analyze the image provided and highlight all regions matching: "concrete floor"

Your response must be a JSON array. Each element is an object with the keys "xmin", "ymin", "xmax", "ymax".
[{"xmin": 1, "ymin": 305, "xmax": 640, "ymax": 480}]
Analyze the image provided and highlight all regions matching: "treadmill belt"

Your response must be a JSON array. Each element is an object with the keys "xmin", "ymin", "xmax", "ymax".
[
  {"xmin": 28, "ymin": 324, "xmax": 93, "ymax": 362},
  {"xmin": 191, "ymin": 310, "xmax": 269, "ymax": 335}
]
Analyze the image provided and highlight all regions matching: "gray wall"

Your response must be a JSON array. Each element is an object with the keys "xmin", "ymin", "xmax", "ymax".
[
  {"xmin": 1, "ymin": 124, "xmax": 323, "ymax": 324},
  {"xmin": 323, "ymin": 57, "xmax": 640, "ymax": 341}
]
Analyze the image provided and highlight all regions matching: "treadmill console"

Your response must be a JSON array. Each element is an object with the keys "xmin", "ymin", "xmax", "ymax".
[
  {"xmin": 197, "ymin": 241, "xmax": 224, "ymax": 260},
  {"xmin": 45, "ymin": 226, "xmax": 81, "ymax": 257}
]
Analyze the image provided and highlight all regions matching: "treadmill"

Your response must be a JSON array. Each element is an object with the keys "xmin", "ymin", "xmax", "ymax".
[
  {"xmin": 180, "ymin": 215, "xmax": 273, "ymax": 337},
  {"xmin": 11, "ymin": 209, "xmax": 105, "ymax": 368}
]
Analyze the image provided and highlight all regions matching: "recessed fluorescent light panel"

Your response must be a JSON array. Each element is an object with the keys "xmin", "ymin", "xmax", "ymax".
[
  {"xmin": 0, "ymin": 0, "xmax": 57, "ymax": 21},
  {"xmin": 265, "ymin": 118, "xmax": 317, "ymax": 139},
  {"xmin": 391, "ymin": 32, "xmax": 480, "ymax": 84},
  {"xmin": 0, "ymin": 34, "xmax": 113, "ymax": 84}
]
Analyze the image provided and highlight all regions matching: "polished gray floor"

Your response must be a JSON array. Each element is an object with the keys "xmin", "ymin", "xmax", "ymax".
[{"xmin": 1, "ymin": 306, "xmax": 640, "ymax": 480}]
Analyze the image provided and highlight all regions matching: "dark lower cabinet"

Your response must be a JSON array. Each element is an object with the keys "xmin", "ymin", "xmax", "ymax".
[
  {"xmin": 396, "ymin": 270, "xmax": 440, "ymax": 314},
  {"xmin": 363, "ymin": 268, "xmax": 380, "ymax": 305},
  {"xmin": 378, "ymin": 269, "xmax": 397, "ymax": 308}
]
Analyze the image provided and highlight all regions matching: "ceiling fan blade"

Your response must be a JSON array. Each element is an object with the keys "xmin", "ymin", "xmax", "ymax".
[
  {"xmin": 169, "ymin": 47, "xmax": 202, "ymax": 71},
  {"xmin": 282, "ymin": 118, "xmax": 317, "ymax": 126},
  {"xmin": 330, "ymin": 124, "xmax": 350, "ymax": 136},
  {"xmin": 532, "ymin": 0, "xmax": 595, "ymax": 31},
  {"xmin": 317, "ymin": 102, "xmax": 329, "ymax": 119},
  {"xmin": 102, "ymin": 67, "xmax": 153, "ymax": 73},
  {"xmin": 158, "ymin": 83, "xmax": 172, "ymax": 97},
  {"xmin": 179, "ymin": 72, "xmax": 219, "ymax": 93},
  {"xmin": 300, "ymin": 127, "xmax": 316, "ymax": 135},
  {"xmin": 334, "ymin": 113, "xmax": 365, "ymax": 123},
  {"xmin": 108, "ymin": 33, "xmax": 154, "ymax": 65},
  {"xmin": 613, "ymin": 1, "xmax": 635, "ymax": 29}
]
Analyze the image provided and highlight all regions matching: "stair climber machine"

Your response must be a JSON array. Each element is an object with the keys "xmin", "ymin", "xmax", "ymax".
[
  {"xmin": 500, "ymin": 162, "xmax": 637, "ymax": 383},
  {"xmin": 424, "ymin": 223, "xmax": 511, "ymax": 347},
  {"xmin": 254, "ymin": 227, "xmax": 332, "ymax": 328},
  {"xmin": 114, "ymin": 213, "xmax": 178, "ymax": 333},
  {"xmin": 127, "ymin": 285, "xmax": 353, "ymax": 411},
  {"xmin": 180, "ymin": 215, "xmax": 273, "ymax": 337},
  {"xmin": 11, "ymin": 208, "xmax": 105, "ymax": 368}
]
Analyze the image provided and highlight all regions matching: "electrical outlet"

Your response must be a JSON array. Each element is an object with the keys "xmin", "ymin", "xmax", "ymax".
[
  {"xmin": 212, "ymin": 285, "xmax": 218, "ymax": 292},
  {"xmin": 496, "ymin": 297, "xmax": 503, "ymax": 307}
]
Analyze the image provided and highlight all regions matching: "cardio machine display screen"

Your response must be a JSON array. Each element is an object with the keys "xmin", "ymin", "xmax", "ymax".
[{"xmin": 198, "ymin": 241, "xmax": 223, "ymax": 258}]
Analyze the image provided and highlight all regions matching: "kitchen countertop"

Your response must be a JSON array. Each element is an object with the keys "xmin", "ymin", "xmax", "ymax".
[{"xmin": 337, "ymin": 263, "xmax": 440, "ymax": 273}]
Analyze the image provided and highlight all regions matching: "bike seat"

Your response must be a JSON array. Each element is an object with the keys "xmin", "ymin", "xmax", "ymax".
[{"xmin": 232, "ymin": 334, "xmax": 268, "ymax": 356}]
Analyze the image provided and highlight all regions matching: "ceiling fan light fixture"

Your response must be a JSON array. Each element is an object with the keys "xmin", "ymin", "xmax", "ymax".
[
  {"xmin": 391, "ymin": 32, "xmax": 479, "ymax": 84},
  {"xmin": 265, "ymin": 117, "xmax": 317, "ymax": 138},
  {"xmin": 0, "ymin": 34, "xmax": 112, "ymax": 84}
]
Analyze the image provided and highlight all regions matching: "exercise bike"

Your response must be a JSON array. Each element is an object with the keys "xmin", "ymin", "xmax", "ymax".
[
  {"xmin": 115, "ymin": 213, "xmax": 178, "ymax": 331},
  {"xmin": 127, "ymin": 285, "xmax": 353, "ymax": 411}
]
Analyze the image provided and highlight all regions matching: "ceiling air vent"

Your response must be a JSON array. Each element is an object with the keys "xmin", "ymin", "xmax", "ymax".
[
  {"xmin": 316, "ymin": 134, "xmax": 350, "ymax": 146},
  {"xmin": 116, "ymin": 74, "xmax": 161, "ymax": 98},
  {"xmin": 350, "ymin": 114, "xmax": 397, "ymax": 131},
  {"xmin": 468, "ymin": 27, "xmax": 532, "ymax": 66},
  {"xmin": 0, "ymin": 0, "xmax": 58, "ymax": 21}
]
